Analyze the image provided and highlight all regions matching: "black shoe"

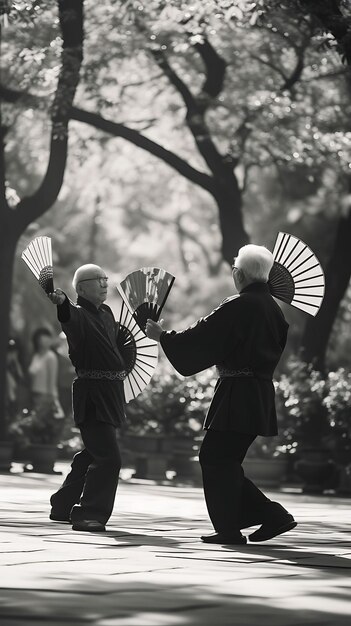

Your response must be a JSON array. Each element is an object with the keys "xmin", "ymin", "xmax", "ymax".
[
  {"xmin": 49, "ymin": 511, "xmax": 71, "ymax": 522},
  {"xmin": 72, "ymin": 520, "xmax": 106, "ymax": 532},
  {"xmin": 201, "ymin": 532, "xmax": 247, "ymax": 545},
  {"xmin": 249, "ymin": 515, "xmax": 297, "ymax": 542}
]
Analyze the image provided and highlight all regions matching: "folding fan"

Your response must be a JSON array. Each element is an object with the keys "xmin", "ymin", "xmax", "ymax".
[
  {"xmin": 21, "ymin": 236, "xmax": 54, "ymax": 294},
  {"xmin": 269, "ymin": 232, "xmax": 325, "ymax": 317},
  {"xmin": 117, "ymin": 267, "xmax": 175, "ymax": 332},
  {"xmin": 116, "ymin": 297, "xmax": 158, "ymax": 403}
]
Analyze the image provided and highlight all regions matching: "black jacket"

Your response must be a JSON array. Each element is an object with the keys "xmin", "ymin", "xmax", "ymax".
[
  {"xmin": 57, "ymin": 296, "xmax": 126, "ymax": 427},
  {"xmin": 160, "ymin": 283, "xmax": 288, "ymax": 436}
]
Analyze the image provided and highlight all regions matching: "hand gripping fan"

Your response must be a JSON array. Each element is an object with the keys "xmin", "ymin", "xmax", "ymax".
[
  {"xmin": 21, "ymin": 236, "xmax": 54, "ymax": 294},
  {"xmin": 116, "ymin": 267, "xmax": 175, "ymax": 332},
  {"xmin": 116, "ymin": 297, "xmax": 158, "ymax": 403},
  {"xmin": 269, "ymin": 232, "xmax": 325, "ymax": 317}
]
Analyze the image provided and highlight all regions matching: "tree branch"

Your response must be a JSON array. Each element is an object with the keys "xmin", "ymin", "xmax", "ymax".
[
  {"xmin": 0, "ymin": 84, "xmax": 215, "ymax": 195},
  {"xmin": 15, "ymin": 0, "xmax": 84, "ymax": 230},
  {"xmin": 149, "ymin": 45, "xmax": 236, "ymax": 176},
  {"xmin": 150, "ymin": 48, "xmax": 196, "ymax": 111},
  {"xmin": 194, "ymin": 38, "xmax": 227, "ymax": 100}
]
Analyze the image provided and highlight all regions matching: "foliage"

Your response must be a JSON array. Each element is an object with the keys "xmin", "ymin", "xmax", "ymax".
[
  {"xmin": 323, "ymin": 367, "xmax": 351, "ymax": 464},
  {"xmin": 274, "ymin": 356, "xmax": 351, "ymax": 465},
  {"xmin": 274, "ymin": 356, "xmax": 330, "ymax": 451},
  {"xmin": 124, "ymin": 360, "xmax": 216, "ymax": 437},
  {"xmin": 324, "ymin": 368, "xmax": 351, "ymax": 433},
  {"xmin": 2, "ymin": 0, "xmax": 351, "ymax": 388},
  {"xmin": 9, "ymin": 399, "xmax": 66, "ymax": 446}
]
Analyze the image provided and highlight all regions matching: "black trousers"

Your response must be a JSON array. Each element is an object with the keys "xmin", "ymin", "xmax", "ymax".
[
  {"xmin": 199, "ymin": 429, "xmax": 271, "ymax": 535},
  {"xmin": 50, "ymin": 418, "xmax": 121, "ymax": 525}
]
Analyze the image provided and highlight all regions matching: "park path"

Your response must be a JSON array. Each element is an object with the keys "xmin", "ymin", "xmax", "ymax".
[{"xmin": 0, "ymin": 464, "xmax": 350, "ymax": 625}]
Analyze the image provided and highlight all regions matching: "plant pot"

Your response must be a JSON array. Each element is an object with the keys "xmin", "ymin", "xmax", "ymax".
[
  {"xmin": 0, "ymin": 441, "xmax": 13, "ymax": 472},
  {"xmin": 123, "ymin": 435, "xmax": 169, "ymax": 480},
  {"xmin": 25, "ymin": 443, "xmax": 60, "ymax": 474},
  {"xmin": 168, "ymin": 437, "xmax": 201, "ymax": 483},
  {"xmin": 123, "ymin": 434, "xmax": 167, "ymax": 454},
  {"xmin": 294, "ymin": 447, "xmax": 337, "ymax": 494},
  {"xmin": 243, "ymin": 457, "xmax": 288, "ymax": 487},
  {"xmin": 337, "ymin": 464, "xmax": 351, "ymax": 495}
]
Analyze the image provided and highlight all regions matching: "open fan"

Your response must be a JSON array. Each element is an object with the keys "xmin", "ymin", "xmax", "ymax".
[
  {"xmin": 269, "ymin": 232, "xmax": 325, "ymax": 317},
  {"xmin": 21, "ymin": 236, "xmax": 54, "ymax": 294},
  {"xmin": 116, "ymin": 297, "xmax": 158, "ymax": 403},
  {"xmin": 117, "ymin": 267, "xmax": 175, "ymax": 332}
]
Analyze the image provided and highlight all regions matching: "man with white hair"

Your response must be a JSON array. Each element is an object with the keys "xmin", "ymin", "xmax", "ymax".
[
  {"xmin": 47, "ymin": 264, "xmax": 127, "ymax": 532},
  {"xmin": 146, "ymin": 244, "xmax": 296, "ymax": 545}
]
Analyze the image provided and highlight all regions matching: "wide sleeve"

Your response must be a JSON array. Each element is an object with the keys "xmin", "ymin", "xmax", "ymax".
[
  {"xmin": 160, "ymin": 298, "xmax": 240, "ymax": 376},
  {"xmin": 57, "ymin": 296, "xmax": 83, "ymax": 347}
]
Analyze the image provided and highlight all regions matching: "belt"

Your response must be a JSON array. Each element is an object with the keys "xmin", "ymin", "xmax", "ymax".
[
  {"xmin": 216, "ymin": 366, "xmax": 254, "ymax": 378},
  {"xmin": 216, "ymin": 366, "xmax": 272, "ymax": 381},
  {"xmin": 77, "ymin": 369, "xmax": 127, "ymax": 381}
]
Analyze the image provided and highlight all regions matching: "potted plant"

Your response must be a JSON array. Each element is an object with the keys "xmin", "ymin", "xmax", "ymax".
[
  {"xmin": 122, "ymin": 363, "xmax": 214, "ymax": 481},
  {"xmin": 10, "ymin": 398, "xmax": 66, "ymax": 473},
  {"xmin": 275, "ymin": 357, "xmax": 337, "ymax": 493},
  {"xmin": 323, "ymin": 368, "xmax": 351, "ymax": 494},
  {"xmin": 243, "ymin": 436, "xmax": 289, "ymax": 488}
]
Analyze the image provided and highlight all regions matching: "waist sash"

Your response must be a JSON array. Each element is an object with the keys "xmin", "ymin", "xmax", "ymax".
[
  {"xmin": 216, "ymin": 366, "xmax": 272, "ymax": 381},
  {"xmin": 77, "ymin": 369, "xmax": 127, "ymax": 381}
]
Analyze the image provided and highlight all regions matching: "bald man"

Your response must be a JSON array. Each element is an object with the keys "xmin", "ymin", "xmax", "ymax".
[
  {"xmin": 47, "ymin": 264, "xmax": 127, "ymax": 532},
  {"xmin": 147, "ymin": 245, "xmax": 296, "ymax": 545}
]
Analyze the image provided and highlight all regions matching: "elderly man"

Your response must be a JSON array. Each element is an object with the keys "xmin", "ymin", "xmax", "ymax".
[
  {"xmin": 48, "ymin": 264, "xmax": 126, "ymax": 532},
  {"xmin": 146, "ymin": 245, "xmax": 296, "ymax": 545}
]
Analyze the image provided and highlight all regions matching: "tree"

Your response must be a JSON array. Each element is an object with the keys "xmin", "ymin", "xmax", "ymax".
[
  {"xmin": 2, "ymin": 0, "xmax": 351, "ymax": 380},
  {"xmin": 0, "ymin": 0, "xmax": 83, "ymax": 440}
]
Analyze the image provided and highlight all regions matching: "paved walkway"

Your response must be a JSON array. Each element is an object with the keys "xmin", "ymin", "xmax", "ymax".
[{"xmin": 0, "ymin": 463, "xmax": 351, "ymax": 625}]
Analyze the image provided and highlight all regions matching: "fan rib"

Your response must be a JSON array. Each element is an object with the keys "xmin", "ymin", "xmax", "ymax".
[
  {"xmin": 40, "ymin": 237, "xmax": 49, "ymax": 268},
  {"xmin": 279, "ymin": 238, "xmax": 300, "ymax": 268},
  {"xmin": 293, "ymin": 298, "xmax": 319, "ymax": 308},
  {"xmin": 131, "ymin": 367, "xmax": 149, "ymax": 386},
  {"xmin": 26, "ymin": 247, "xmax": 42, "ymax": 275},
  {"xmin": 136, "ymin": 358, "xmax": 158, "ymax": 371},
  {"xmin": 281, "ymin": 245, "xmax": 306, "ymax": 271},
  {"xmin": 274, "ymin": 233, "xmax": 289, "ymax": 264},
  {"xmin": 289, "ymin": 251, "xmax": 314, "ymax": 274},
  {"xmin": 134, "ymin": 364, "xmax": 154, "ymax": 379},
  {"xmin": 35, "ymin": 238, "xmax": 46, "ymax": 270},
  {"xmin": 294, "ymin": 274, "xmax": 324, "ymax": 284},
  {"xmin": 128, "ymin": 368, "xmax": 143, "ymax": 393},
  {"xmin": 292, "ymin": 262, "xmax": 321, "ymax": 279},
  {"xmin": 22, "ymin": 252, "xmax": 40, "ymax": 278},
  {"xmin": 156, "ymin": 276, "xmax": 175, "ymax": 322},
  {"xmin": 293, "ymin": 292, "xmax": 323, "ymax": 298}
]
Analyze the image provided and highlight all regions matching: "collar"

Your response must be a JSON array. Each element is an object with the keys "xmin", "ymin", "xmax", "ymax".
[
  {"xmin": 241, "ymin": 282, "xmax": 270, "ymax": 295},
  {"xmin": 77, "ymin": 295, "xmax": 104, "ymax": 313}
]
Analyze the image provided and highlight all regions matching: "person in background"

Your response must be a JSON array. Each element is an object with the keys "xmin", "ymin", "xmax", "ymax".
[
  {"xmin": 53, "ymin": 331, "xmax": 76, "ymax": 420},
  {"xmin": 28, "ymin": 328, "xmax": 62, "ymax": 418},
  {"xmin": 146, "ymin": 244, "xmax": 297, "ymax": 546}
]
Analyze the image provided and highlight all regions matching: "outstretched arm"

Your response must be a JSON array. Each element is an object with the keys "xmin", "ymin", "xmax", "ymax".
[{"xmin": 47, "ymin": 288, "xmax": 66, "ymax": 306}]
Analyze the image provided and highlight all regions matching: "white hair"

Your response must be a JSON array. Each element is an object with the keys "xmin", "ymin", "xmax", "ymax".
[
  {"xmin": 72, "ymin": 264, "xmax": 103, "ymax": 291},
  {"xmin": 236, "ymin": 244, "xmax": 273, "ymax": 282}
]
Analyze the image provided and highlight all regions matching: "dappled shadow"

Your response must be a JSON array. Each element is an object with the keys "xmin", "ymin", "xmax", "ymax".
[{"xmin": 0, "ymin": 575, "xmax": 351, "ymax": 625}]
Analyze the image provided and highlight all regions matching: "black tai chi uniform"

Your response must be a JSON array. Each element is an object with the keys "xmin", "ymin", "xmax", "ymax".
[
  {"xmin": 160, "ymin": 282, "xmax": 289, "ymax": 535},
  {"xmin": 50, "ymin": 295, "xmax": 127, "ymax": 525}
]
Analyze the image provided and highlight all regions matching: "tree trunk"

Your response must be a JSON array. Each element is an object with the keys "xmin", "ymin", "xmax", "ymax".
[
  {"xmin": 0, "ymin": 0, "xmax": 84, "ymax": 443},
  {"xmin": 301, "ymin": 204, "xmax": 351, "ymax": 370},
  {"xmin": 0, "ymin": 222, "xmax": 18, "ymax": 439},
  {"xmin": 213, "ymin": 173, "xmax": 249, "ymax": 263}
]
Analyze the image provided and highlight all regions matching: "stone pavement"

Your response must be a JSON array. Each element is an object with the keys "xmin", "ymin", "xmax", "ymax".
[{"xmin": 0, "ymin": 463, "xmax": 350, "ymax": 626}]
